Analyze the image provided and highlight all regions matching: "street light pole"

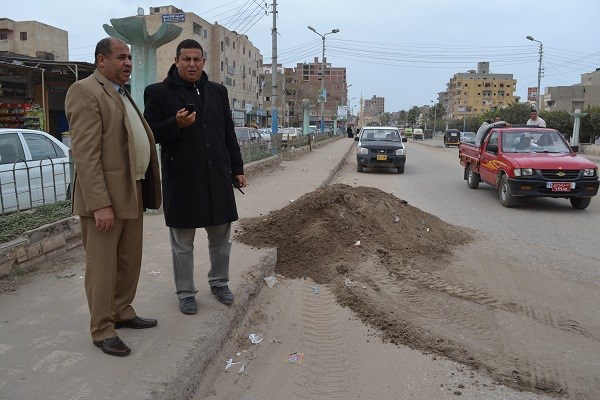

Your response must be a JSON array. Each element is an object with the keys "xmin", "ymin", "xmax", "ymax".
[
  {"xmin": 431, "ymin": 100, "xmax": 437, "ymax": 133},
  {"xmin": 526, "ymin": 35, "xmax": 543, "ymax": 112},
  {"xmin": 308, "ymin": 26, "xmax": 339, "ymax": 134}
]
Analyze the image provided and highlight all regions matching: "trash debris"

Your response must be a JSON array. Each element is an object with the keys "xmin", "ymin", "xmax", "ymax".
[
  {"xmin": 263, "ymin": 276, "xmax": 278, "ymax": 287},
  {"xmin": 148, "ymin": 271, "xmax": 162, "ymax": 276},
  {"xmin": 312, "ymin": 286, "xmax": 320, "ymax": 294},
  {"xmin": 249, "ymin": 333, "xmax": 264, "ymax": 344},
  {"xmin": 394, "ymin": 216, "xmax": 400, "ymax": 223},
  {"xmin": 55, "ymin": 273, "xmax": 76, "ymax": 279},
  {"xmin": 426, "ymin": 228, "xmax": 430, "ymax": 232},
  {"xmin": 225, "ymin": 358, "xmax": 241, "ymax": 370},
  {"xmin": 269, "ymin": 338, "xmax": 282, "ymax": 344},
  {"xmin": 238, "ymin": 364, "xmax": 246, "ymax": 374},
  {"xmin": 286, "ymin": 352, "xmax": 304, "ymax": 364},
  {"xmin": 344, "ymin": 277, "xmax": 356, "ymax": 288},
  {"xmin": 354, "ymin": 240, "xmax": 361, "ymax": 246}
]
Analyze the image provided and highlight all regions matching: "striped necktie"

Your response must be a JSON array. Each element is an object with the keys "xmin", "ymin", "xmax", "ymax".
[{"xmin": 118, "ymin": 87, "xmax": 126, "ymax": 97}]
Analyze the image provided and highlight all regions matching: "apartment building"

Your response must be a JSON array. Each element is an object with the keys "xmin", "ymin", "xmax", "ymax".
[
  {"xmin": 543, "ymin": 68, "xmax": 600, "ymax": 111},
  {"xmin": 363, "ymin": 95, "xmax": 385, "ymax": 116},
  {"xmin": 0, "ymin": 18, "xmax": 68, "ymax": 61},
  {"xmin": 293, "ymin": 57, "xmax": 347, "ymax": 127},
  {"xmin": 143, "ymin": 5, "xmax": 265, "ymax": 126},
  {"xmin": 444, "ymin": 62, "xmax": 517, "ymax": 118}
]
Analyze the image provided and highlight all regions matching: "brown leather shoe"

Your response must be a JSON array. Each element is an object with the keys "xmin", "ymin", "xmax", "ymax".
[
  {"xmin": 114, "ymin": 316, "xmax": 158, "ymax": 329},
  {"xmin": 93, "ymin": 336, "xmax": 131, "ymax": 357}
]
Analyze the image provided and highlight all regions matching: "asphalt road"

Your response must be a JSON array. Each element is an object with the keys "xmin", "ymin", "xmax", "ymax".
[{"xmin": 335, "ymin": 137, "xmax": 600, "ymax": 283}]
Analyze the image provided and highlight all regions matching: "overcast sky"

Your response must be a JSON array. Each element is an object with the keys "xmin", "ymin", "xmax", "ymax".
[{"xmin": 5, "ymin": 0, "xmax": 600, "ymax": 111}]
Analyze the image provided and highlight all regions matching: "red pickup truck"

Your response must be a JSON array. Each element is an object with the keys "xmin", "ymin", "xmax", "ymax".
[{"xmin": 459, "ymin": 126, "xmax": 599, "ymax": 209}]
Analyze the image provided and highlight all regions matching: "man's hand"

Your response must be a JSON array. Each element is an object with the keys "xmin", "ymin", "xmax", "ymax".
[
  {"xmin": 234, "ymin": 175, "xmax": 247, "ymax": 188},
  {"xmin": 176, "ymin": 108, "xmax": 196, "ymax": 128},
  {"xmin": 94, "ymin": 206, "xmax": 114, "ymax": 233}
]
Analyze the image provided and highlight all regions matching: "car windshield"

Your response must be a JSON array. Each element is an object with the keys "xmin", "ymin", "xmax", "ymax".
[
  {"xmin": 361, "ymin": 129, "xmax": 401, "ymax": 141},
  {"xmin": 501, "ymin": 131, "xmax": 571, "ymax": 153},
  {"xmin": 234, "ymin": 128, "xmax": 249, "ymax": 140}
]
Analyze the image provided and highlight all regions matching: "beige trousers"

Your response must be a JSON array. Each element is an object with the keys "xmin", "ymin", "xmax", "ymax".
[{"xmin": 80, "ymin": 181, "xmax": 143, "ymax": 341}]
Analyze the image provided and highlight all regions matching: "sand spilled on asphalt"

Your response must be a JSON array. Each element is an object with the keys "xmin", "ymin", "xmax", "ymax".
[{"xmin": 236, "ymin": 184, "xmax": 600, "ymax": 399}]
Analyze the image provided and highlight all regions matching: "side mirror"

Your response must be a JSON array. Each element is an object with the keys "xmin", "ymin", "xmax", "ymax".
[
  {"xmin": 487, "ymin": 144, "xmax": 498, "ymax": 154},
  {"xmin": 354, "ymin": 136, "xmax": 359, "ymax": 141}
]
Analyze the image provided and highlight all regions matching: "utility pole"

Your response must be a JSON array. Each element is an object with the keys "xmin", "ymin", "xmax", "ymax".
[
  {"xmin": 270, "ymin": 1, "xmax": 278, "ymax": 135},
  {"xmin": 526, "ymin": 35, "xmax": 543, "ymax": 111}
]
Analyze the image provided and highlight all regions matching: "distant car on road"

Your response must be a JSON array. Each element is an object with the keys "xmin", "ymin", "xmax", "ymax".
[
  {"xmin": 0, "ymin": 128, "xmax": 71, "ymax": 214},
  {"xmin": 234, "ymin": 127, "xmax": 262, "ymax": 145},
  {"xmin": 444, "ymin": 129, "xmax": 461, "ymax": 147},
  {"xmin": 355, "ymin": 126, "xmax": 408, "ymax": 174},
  {"xmin": 460, "ymin": 131, "xmax": 476, "ymax": 145},
  {"xmin": 412, "ymin": 128, "xmax": 424, "ymax": 140},
  {"xmin": 257, "ymin": 128, "xmax": 271, "ymax": 143}
]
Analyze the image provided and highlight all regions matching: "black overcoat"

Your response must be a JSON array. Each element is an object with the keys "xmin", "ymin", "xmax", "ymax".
[{"xmin": 144, "ymin": 66, "xmax": 244, "ymax": 228}]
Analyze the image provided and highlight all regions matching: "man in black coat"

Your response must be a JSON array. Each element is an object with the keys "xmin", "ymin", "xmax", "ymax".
[{"xmin": 143, "ymin": 39, "xmax": 247, "ymax": 315}]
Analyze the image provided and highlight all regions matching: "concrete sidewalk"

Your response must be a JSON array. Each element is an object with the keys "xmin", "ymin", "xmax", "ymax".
[{"xmin": 0, "ymin": 137, "xmax": 356, "ymax": 400}]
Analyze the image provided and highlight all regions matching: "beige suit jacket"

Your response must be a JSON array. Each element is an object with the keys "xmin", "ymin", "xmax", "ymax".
[{"xmin": 65, "ymin": 69, "xmax": 161, "ymax": 218}]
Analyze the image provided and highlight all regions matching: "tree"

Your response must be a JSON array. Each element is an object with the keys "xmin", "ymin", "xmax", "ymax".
[
  {"xmin": 379, "ymin": 112, "xmax": 392, "ymax": 126},
  {"xmin": 407, "ymin": 106, "xmax": 420, "ymax": 126}
]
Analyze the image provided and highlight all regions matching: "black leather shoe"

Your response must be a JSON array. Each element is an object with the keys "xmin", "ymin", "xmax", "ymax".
[
  {"xmin": 114, "ymin": 316, "xmax": 158, "ymax": 329},
  {"xmin": 93, "ymin": 336, "xmax": 131, "ymax": 357},
  {"xmin": 179, "ymin": 297, "xmax": 198, "ymax": 315},
  {"xmin": 211, "ymin": 285, "xmax": 234, "ymax": 305}
]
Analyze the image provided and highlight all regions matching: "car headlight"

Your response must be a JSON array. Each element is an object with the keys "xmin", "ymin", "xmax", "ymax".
[
  {"xmin": 514, "ymin": 168, "xmax": 534, "ymax": 177},
  {"xmin": 395, "ymin": 148, "xmax": 405, "ymax": 156},
  {"xmin": 357, "ymin": 147, "xmax": 369, "ymax": 155},
  {"xmin": 583, "ymin": 168, "xmax": 597, "ymax": 177}
]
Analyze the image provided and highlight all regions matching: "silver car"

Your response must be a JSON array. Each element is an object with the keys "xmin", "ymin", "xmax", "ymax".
[{"xmin": 0, "ymin": 128, "xmax": 71, "ymax": 214}]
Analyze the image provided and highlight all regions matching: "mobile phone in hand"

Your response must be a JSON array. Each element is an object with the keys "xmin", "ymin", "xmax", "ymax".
[{"xmin": 184, "ymin": 103, "xmax": 197, "ymax": 114}]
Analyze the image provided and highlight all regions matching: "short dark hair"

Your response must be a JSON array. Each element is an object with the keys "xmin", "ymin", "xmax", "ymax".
[
  {"xmin": 531, "ymin": 109, "xmax": 538, "ymax": 113},
  {"xmin": 94, "ymin": 38, "xmax": 114, "ymax": 65},
  {"xmin": 176, "ymin": 39, "xmax": 204, "ymax": 58}
]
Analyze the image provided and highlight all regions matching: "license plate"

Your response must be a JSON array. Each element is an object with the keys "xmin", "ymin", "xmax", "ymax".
[
  {"xmin": 546, "ymin": 182, "xmax": 575, "ymax": 192},
  {"xmin": 376, "ymin": 154, "xmax": 387, "ymax": 161}
]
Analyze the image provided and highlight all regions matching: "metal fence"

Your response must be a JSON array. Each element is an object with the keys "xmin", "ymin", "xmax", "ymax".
[{"xmin": 0, "ymin": 158, "xmax": 71, "ymax": 215}]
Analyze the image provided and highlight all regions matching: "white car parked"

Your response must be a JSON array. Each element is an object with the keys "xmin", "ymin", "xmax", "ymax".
[{"xmin": 0, "ymin": 128, "xmax": 71, "ymax": 214}]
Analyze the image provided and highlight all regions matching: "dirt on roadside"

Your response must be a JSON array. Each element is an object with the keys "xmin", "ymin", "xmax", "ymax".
[{"xmin": 236, "ymin": 183, "xmax": 600, "ymax": 399}]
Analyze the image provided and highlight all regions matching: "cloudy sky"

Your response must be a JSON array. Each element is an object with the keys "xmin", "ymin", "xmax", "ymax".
[{"xmin": 6, "ymin": 0, "xmax": 600, "ymax": 111}]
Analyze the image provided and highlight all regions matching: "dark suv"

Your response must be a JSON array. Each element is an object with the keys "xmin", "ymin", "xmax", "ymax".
[{"xmin": 355, "ymin": 126, "xmax": 408, "ymax": 173}]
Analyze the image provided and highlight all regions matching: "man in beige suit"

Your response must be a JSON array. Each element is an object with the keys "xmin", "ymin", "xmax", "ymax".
[{"xmin": 65, "ymin": 37, "xmax": 161, "ymax": 357}]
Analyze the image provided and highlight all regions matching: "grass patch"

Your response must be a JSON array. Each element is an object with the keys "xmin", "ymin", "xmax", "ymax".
[{"xmin": 0, "ymin": 201, "xmax": 72, "ymax": 244}]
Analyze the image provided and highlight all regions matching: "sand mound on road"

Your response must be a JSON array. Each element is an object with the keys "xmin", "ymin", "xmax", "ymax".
[{"xmin": 237, "ymin": 183, "xmax": 471, "ymax": 282}]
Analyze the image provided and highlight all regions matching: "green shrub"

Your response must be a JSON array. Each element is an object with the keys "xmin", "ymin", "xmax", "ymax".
[{"xmin": 0, "ymin": 202, "xmax": 72, "ymax": 244}]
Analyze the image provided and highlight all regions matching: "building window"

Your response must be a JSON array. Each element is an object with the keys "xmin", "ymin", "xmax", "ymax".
[
  {"xmin": 243, "ymin": 46, "xmax": 246, "ymax": 55},
  {"xmin": 193, "ymin": 22, "xmax": 203, "ymax": 36},
  {"xmin": 221, "ymin": 61, "xmax": 224, "ymax": 71},
  {"xmin": 225, "ymin": 77, "xmax": 232, "ymax": 86},
  {"xmin": 221, "ymin": 41, "xmax": 224, "ymax": 51},
  {"xmin": 20, "ymin": 32, "xmax": 27, "ymax": 41},
  {"xmin": 0, "ymin": 33, "xmax": 7, "ymax": 40},
  {"xmin": 204, "ymin": 29, "xmax": 208, "ymax": 38},
  {"xmin": 233, "ymin": 41, "xmax": 236, "ymax": 49}
]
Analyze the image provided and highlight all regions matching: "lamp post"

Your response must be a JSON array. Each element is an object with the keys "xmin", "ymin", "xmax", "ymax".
[
  {"xmin": 308, "ymin": 25, "xmax": 340, "ymax": 134},
  {"xmin": 526, "ymin": 35, "xmax": 543, "ymax": 112},
  {"xmin": 430, "ymin": 100, "xmax": 437, "ymax": 134}
]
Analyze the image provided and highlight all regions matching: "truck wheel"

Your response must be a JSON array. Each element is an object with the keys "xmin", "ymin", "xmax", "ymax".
[
  {"xmin": 466, "ymin": 165, "xmax": 480, "ymax": 189},
  {"xmin": 499, "ymin": 175, "xmax": 517, "ymax": 207},
  {"xmin": 357, "ymin": 163, "xmax": 364, "ymax": 172},
  {"xmin": 570, "ymin": 197, "xmax": 591, "ymax": 209},
  {"xmin": 397, "ymin": 166, "xmax": 404, "ymax": 174}
]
